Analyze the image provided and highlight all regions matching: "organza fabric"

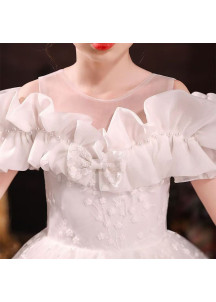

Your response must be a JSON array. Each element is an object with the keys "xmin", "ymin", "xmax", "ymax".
[{"xmin": 1, "ymin": 69, "xmax": 215, "ymax": 259}]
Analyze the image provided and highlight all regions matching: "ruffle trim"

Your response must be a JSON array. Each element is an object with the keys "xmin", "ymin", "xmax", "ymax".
[{"xmin": 1, "ymin": 87, "xmax": 216, "ymax": 192}]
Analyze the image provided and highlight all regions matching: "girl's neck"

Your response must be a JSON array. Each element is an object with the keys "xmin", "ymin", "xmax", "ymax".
[{"xmin": 63, "ymin": 51, "xmax": 152, "ymax": 100}]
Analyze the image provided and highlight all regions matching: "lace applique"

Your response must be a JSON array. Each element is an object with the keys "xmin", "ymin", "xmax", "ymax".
[
  {"xmin": 57, "ymin": 219, "xmax": 80, "ymax": 245},
  {"xmin": 82, "ymin": 185, "xmax": 160, "ymax": 249},
  {"xmin": 66, "ymin": 143, "xmax": 96, "ymax": 187},
  {"xmin": 45, "ymin": 190, "xmax": 80, "ymax": 245}
]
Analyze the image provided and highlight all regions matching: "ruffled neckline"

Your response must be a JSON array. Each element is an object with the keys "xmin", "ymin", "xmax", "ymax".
[
  {"xmin": 8, "ymin": 87, "xmax": 216, "ymax": 148},
  {"xmin": 10, "ymin": 86, "xmax": 211, "ymax": 134},
  {"xmin": 1, "ymin": 86, "xmax": 216, "ymax": 192}
]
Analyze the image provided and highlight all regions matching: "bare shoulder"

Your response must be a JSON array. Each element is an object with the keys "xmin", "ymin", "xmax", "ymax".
[
  {"xmin": 173, "ymin": 79, "xmax": 190, "ymax": 93},
  {"xmin": 18, "ymin": 79, "xmax": 39, "ymax": 104}
]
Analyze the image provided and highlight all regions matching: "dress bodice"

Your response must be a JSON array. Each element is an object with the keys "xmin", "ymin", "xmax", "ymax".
[
  {"xmin": 44, "ymin": 170, "xmax": 170, "ymax": 250},
  {"xmin": 1, "ymin": 69, "xmax": 216, "ymax": 258}
]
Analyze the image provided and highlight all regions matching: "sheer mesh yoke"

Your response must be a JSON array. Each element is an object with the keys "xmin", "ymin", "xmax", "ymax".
[{"xmin": 38, "ymin": 69, "xmax": 175, "ymax": 130}]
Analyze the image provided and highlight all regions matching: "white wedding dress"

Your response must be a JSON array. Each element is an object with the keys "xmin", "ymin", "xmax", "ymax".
[{"xmin": 0, "ymin": 69, "xmax": 215, "ymax": 259}]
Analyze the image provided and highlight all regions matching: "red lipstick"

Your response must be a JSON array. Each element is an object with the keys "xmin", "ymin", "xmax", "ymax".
[{"xmin": 91, "ymin": 43, "xmax": 115, "ymax": 50}]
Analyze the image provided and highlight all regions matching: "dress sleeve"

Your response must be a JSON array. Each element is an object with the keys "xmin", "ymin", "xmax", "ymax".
[
  {"xmin": 172, "ymin": 91, "xmax": 216, "ymax": 183},
  {"xmin": 144, "ymin": 90, "xmax": 216, "ymax": 183},
  {"xmin": 0, "ymin": 86, "xmax": 96, "ymax": 178},
  {"xmin": 103, "ymin": 89, "xmax": 216, "ymax": 190},
  {"xmin": 0, "ymin": 87, "xmax": 37, "ymax": 172}
]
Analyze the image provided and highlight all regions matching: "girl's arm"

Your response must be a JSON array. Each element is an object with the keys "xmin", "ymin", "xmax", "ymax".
[
  {"xmin": 190, "ymin": 179, "xmax": 216, "ymax": 225},
  {"xmin": 0, "ymin": 170, "xmax": 18, "ymax": 200}
]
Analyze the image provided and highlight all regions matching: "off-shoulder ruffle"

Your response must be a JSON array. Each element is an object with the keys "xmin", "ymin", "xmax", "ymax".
[
  {"xmin": 1, "ymin": 86, "xmax": 216, "ymax": 192},
  {"xmin": 0, "ymin": 87, "xmax": 37, "ymax": 172},
  {"xmin": 105, "ymin": 90, "xmax": 216, "ymax": 189}
]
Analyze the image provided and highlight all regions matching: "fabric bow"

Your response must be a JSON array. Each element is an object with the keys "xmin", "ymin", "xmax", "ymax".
[{"xmin": 66, "ymin": 142, "xmax": 126, "ymax": 188}]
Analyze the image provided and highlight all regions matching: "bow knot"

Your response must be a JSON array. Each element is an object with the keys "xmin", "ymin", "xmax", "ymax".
[{"xmin": 66, "ymin": 142, "xmax": 126, "ymax": 188}]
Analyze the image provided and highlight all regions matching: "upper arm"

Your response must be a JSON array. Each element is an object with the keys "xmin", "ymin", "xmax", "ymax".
[
  {"xmin": 0, "ymin": 170, "xmax": 18, "ymax": 200},
  {"xmin": 173, "ymin": 79, "xmax": 190, "ymax": 93},
  {"xmin": 18, "ymin": 79, "xmax": 39, "ymax": 104},
  {"xmin": 190, "ymin": 178, "xmax": 216, "ymax": 225}
]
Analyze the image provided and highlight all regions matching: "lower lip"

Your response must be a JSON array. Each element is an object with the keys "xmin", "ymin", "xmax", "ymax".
[{"xmin": 91, "ymin": 43, "xmax": 115, "ymax": 50}]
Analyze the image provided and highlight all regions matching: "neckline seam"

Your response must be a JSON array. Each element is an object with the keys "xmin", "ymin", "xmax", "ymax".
[{"xmin": 59, "ymin": 69, "xmax": 156, "ymax": 103}]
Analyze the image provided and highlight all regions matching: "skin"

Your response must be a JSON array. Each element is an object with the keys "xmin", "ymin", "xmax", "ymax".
[{"xmin": 1, "ymin": 43, "xmax": 216, "ymax": 226}]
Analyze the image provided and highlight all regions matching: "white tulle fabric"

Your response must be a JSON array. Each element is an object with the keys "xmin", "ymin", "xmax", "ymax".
[{"xmin": 1, "ymin": 86, "xmax": 216, "ymax": 259}]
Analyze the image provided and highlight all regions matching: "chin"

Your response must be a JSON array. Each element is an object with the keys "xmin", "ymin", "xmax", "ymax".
[{"xmin": 73, "ymin": 43, "xmax": 133, "ymax": 62}]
